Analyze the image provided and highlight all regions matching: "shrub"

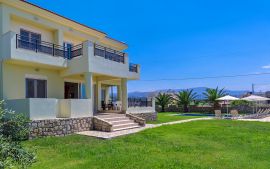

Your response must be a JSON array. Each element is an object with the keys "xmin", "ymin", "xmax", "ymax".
[{"xmin": 0, "ymin": 101, "xmax": 36, "ymax": 168}]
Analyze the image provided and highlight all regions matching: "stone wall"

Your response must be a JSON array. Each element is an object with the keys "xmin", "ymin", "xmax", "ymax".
[
  {"xmin": 29, "ymin": 117, "xmax": 93, "ymax": 139},
  {"xmin": 131, "ymin": 112, "xmax": 157, "ymax": 121},
  {"xmin": 126, "ymin": 113, "xmax": 146, "ymax": 126},
  {"xmin": 92, "ymin": 117, "xmax": 112, "ymax": 132}
]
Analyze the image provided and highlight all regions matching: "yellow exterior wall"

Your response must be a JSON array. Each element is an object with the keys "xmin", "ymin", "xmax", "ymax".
[
  {"xmin": 63, "ymin": 33, "xmax": 84, "ymax": 46},
  {"xmin": 10, "ymin": 17, "xmax": 54, "ymax": 43},
  {"xmin": 2, "ymin": 62, "xmax": 65, "ymax": 99}
]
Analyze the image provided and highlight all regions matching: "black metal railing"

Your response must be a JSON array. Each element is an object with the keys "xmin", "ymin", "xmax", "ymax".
[
  {"xmin": 16, "ymin": 34, "xmax": 83, "ymax": 59},
  {"xmin": 94, "ymin": 44, "xmax": 125, "ymax": 63},
  {"xmin": 71, "ymin": 44, "xmax": 83, "ymax": 58},
  {"xmin": 129, "ymin": 63, "xmax": 138, "ymax": 73},
  {"xmin": 128, "ymin": 98, "xmax": 153, "ymax": 107}
]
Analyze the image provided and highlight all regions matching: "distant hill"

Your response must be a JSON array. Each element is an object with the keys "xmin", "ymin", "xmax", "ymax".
[{"xmin": 128, "ymin": 87, "xmax": 250, "ymax": 99}]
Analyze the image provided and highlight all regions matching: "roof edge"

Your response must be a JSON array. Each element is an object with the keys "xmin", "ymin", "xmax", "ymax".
[{"xmin": 19, "ymin": 0, "xmax": 127, "ymax": 46}]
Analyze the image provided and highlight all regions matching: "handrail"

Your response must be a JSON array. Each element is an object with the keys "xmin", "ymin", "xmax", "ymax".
[
  {"xmin": 94, "ymin": 44, "xmax": 125, "ymax": 63},
  {"xmin": 16, "ymin": 34, "xmax": 83, "ymax": 59}
]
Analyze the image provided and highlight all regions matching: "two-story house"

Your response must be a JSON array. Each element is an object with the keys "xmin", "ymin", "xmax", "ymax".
[{"xmin": 0, "ymin": 0, "xmax": 156, "ymax": 137}]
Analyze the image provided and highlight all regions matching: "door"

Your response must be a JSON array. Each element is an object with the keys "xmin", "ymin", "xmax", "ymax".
[
  {"xmin": 64, "ymin": 82, "xmax": 80, "ymax": 99},
  {"xmin": 63, "ymin": 42, "xmax": 73, "ymax": 59}
]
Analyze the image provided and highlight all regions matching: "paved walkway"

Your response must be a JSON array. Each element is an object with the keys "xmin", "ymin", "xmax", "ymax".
[
  {"xmin": 238, "ymin": 116, "xmax": 270, "ymax": 122},
  {"xmin": 76, "ymin": 117, "xmax": 212, "ymax": 139}
]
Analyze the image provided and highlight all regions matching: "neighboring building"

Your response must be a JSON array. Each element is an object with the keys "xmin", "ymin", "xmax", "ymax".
[{"xmin": 0, "ymin": 0, "xmax": 156, "ymax": 136}]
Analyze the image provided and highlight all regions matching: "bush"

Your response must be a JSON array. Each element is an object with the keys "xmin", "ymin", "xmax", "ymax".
[
  {"xmin": 231, "ymin": 100, "xmax": 250, "ymax": 107},
  {"xmin": 0, "ymin": 101, "xmax": 36, "ymax": 169}
]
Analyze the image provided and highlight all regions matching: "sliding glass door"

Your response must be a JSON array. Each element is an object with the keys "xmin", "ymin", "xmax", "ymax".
[{"xmin": 26, "ymin": 78, "xmax": 47, "ymax": 98}]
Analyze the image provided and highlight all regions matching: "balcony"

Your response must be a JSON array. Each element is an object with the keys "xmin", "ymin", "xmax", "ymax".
[
  {"xmin": 16, "ymin": 34, "xmax": 83, "ymax": 60},
  {"xmin": 94, "ymin": 44, "xmax": 125, "ymax": 63},
  {"xmin": 129, "ymin": 63, "xmax": 138, "ymax": 73}
]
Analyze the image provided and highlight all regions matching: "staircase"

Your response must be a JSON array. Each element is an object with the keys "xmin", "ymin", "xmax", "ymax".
[{"xmin": 94, "ymin": 114, "xmax": 144, "ymax": 132}]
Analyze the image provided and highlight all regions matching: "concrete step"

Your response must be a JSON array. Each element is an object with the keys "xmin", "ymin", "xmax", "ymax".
[
  {"xmin": 97, "ymin": 114, "xmax": 126, "ymax": 117},
  {"xmin": 112, "ymin": 123, "xmax": 140, "ymax": 131},
  {"xmin": 112, "ymin": 125, "xmax": 141, "ymax": 132},
  {"xmin": 96, "ymin": 114, "xmax": 126, "ymax": 119},
  {"xmin": 94, "ymin": 113, "xmax": 142, "ymax": 132},
  {"xmin": 110, "ymin": 119, "xmax": 135, "ymax": 125},
  {"xmin": 100, "ymin": 117, "xmax": 130, "ymax": 122}
]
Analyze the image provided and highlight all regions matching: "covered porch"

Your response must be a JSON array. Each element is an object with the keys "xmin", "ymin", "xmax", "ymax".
[{"xmin": 90, "ymin": 74, "xmax": 128, "ymax": 114}]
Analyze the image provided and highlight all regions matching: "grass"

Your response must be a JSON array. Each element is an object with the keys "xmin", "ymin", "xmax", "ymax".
[
  {"xmin": 24, "ymin": 120, "xmax": 270, "ymax": 169},
  {"xmin": 147, "ymin": 112, "xmax": 205, "ymax": 124}
]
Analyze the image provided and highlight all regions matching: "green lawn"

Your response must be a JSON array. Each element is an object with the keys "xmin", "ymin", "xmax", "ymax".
[
  {"xmin": 25, "ymin": 120, "xmax": 270, "ymax": 169},
  {"xmin": 148, "ymin": 112, "xmax": 205, "ymax": 124}
]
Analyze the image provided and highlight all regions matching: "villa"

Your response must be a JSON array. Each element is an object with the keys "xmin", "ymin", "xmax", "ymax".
[{"xmin": 0, "ymin": 0, "xmax": 156, "ymax": 138}]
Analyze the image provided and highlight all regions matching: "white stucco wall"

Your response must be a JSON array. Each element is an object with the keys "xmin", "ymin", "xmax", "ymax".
[
  {"xmin": 29, "ymin": 98, "xmax": 59, "ymax": 120},
  {"xmin": 5, "ymin": 98, "xmax": 58, "ymax": 120},
  {"xmin": 58, "ymin": 99, "xmax": 93, "ymax": 118},
  {"xmin": 6, "ymin": 98, "xmax": 93, "ymax": 120}
]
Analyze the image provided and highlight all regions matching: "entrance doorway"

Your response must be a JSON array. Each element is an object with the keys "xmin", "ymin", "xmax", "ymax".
[{"xmin": 64, "ymin": 82, "xmax": 80, "ymax": 99}]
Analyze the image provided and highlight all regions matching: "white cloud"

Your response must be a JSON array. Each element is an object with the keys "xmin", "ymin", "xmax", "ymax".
[{"xmin": 262, "ymin": 65, "xmax": 270, "ymax": 69}]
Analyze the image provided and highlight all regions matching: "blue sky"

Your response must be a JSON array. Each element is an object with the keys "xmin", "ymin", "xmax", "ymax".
[{"xmin": 28, "ymin": 0, "xmax": 270, "ymax": 92}]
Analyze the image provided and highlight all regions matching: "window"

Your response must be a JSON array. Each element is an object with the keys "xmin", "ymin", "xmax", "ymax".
[
  {"xmin": 26, "ymin": 78, "xmax": 47, "ymax": 98},
  {"xmin": 20, "ymin": 29, "xmax": 41, "ymax": 50}
]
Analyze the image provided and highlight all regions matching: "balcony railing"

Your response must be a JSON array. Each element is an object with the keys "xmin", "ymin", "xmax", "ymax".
[
  {"xmin": 16, "ymin": 34, "xmax": 83, "ymax": 59},
  {"xmin": 129, "ymin": 63, "xmax": 138, "ymax": 73},
  {"xmin": 128, "ymin": 98, "xmax": 153, "ymax": 107},
  {"xmin": 94, "ymin": 44, "xmax": 125, "ymax": 63}
]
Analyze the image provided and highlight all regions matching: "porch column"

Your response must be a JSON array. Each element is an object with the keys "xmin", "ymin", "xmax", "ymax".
[
  {"xmin": 0, "ymin": 5, "xmax": 10, "ymax": 35},
  {"xmin": 84, "ymin": 72, "xmax": 93, "ymax": 99},
  {"xmin": 121, "ymin": 78, "xmax": 128, "ymax": 112},
  {"xmin": 105, "ymin": 86, "xmax": 110, "ymax": 104},
  {"xmin": 96, "ymin": 80, "xmax": 102, "ymax": 111},
  {"xmin": 117, "ymin": 85, "xmax": 122, "ymax": 101}
]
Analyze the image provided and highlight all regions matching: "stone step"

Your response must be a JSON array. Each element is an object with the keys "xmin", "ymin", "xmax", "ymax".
[
  {"xmin": 93, "ymin": 113, "xmax": 143, "ymax": 132},
  {"xmin": 112, "ymin": 125, "xmax": 141, "ymax": 132},
  {"xmin": 96, "ymin": 114, "xmax": 126, "ymax": 119},
  {"xmin": 112, "ymin": 123, "xmax": 140, "ymax": 131},
  {"xmin": 100, "ymin": 117, "xmax": 130, "ymax": 122},
  {"xmin": 110, "ymin": 119, "xmax": 135, "ymax": 125}
]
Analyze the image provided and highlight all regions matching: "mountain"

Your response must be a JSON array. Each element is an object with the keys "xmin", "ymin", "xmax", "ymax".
[{"xmin": 128, "ymin": 87, "xmax": 250, "ymax": 99}]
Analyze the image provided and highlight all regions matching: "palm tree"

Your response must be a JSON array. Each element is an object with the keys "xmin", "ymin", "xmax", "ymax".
[
  {"xmin": 174, "ymin": 89, "xmax": 197, "ymax": 112},
  {"xmin": 155, "ymin": 93, "xmax": 172, "ymax": 112},
  {"xmin": 203, "ymin": 87, "xmax": 226, "ymax": 109}
]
